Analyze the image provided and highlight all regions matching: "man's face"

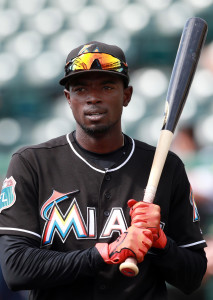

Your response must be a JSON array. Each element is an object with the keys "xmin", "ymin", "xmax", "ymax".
[{"xmin": 65, "ymin": 72, "xmax": 132, "ymax": 137}]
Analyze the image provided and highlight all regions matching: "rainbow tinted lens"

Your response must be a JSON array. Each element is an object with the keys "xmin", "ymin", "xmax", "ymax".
[{"xmin": 65, "ymin": 53, "xmax": 128, "ymax": 76}]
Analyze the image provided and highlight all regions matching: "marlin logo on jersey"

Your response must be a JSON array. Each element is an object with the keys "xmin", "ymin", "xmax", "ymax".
[
  {"xmin": 40, "ymin": 190, "xmax": 79, "ymax": 221},
  {"xmin": 0, "ymin": 176, "xmax": 16, "ymax": 213},
  {"xmin": 189, "ymin": 186, "xmax": 200, "ymax": 222},
  {"xmin": 41, "ymin": 190, "xmax": 96, "ymax": 246},
  {"xmin": 41, "ymin": 190, "xmax": 128, "ymax": 246}
]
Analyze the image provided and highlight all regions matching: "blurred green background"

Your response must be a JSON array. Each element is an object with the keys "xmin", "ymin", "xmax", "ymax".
[{"xmin": 0, "ymin": 0, "xmax": 213, "ymax": 299}]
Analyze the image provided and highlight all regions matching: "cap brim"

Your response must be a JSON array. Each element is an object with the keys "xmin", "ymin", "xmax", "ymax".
[{"xmin": 59, "ymin": 69, "xmax": 129, "ymax": 86}]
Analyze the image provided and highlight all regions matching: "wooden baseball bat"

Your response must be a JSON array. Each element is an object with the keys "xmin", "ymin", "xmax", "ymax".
[{"xmin": 119, "ymin": 17, "xmax": 208, "ymax": 277}]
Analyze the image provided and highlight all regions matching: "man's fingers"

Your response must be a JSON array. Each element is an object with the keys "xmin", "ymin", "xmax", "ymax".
[{"xmin": 131, "ymin": 214, "xmax": 160, "ymax": 226}]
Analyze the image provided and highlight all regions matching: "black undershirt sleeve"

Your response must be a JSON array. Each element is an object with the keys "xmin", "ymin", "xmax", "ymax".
[
  {"xmin": 0, "ymin": 235, "xmax": 104, "ymax": 291},
  {"xmin": 150, "ymin": 237, "xmax": 207, "ymax": 294},
  {"xmin": 0, "ymin": 234, "xmax": 207, "ymax": 294}
]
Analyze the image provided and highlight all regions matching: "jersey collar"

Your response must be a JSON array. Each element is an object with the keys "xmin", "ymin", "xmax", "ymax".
[{"xmin": 66, "ymin": 132, "xmax": 135, "ymax": 174}]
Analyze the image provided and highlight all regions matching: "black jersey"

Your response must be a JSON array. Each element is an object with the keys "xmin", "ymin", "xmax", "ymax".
[{"xmin": 0, "ymin": 132, "xmax": 206, "ymax": 299}]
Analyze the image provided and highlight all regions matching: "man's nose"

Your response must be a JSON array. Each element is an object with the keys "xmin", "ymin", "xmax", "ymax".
[{"xmin": 86, "ymin": 92, "xmax": 102, "ymax": 104}]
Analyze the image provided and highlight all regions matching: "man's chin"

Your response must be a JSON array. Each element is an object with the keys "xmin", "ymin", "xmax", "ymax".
[{"xmin": 80, "ymin": 124, "xmax": 111, "ymax": 137}]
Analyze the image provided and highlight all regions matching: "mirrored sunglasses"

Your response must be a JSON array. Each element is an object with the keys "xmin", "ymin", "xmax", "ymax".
[{"xmin": 65, "ymin": 52, "xmax": 128, "ymax": 76}]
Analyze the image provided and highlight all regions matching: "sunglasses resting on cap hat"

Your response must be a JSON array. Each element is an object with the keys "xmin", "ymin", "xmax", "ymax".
[{"xmin": 59, "ymin": 41, "xmax": 129, "ymax": 86}]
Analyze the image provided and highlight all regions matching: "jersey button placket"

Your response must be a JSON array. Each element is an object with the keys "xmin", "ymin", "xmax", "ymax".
[
  {"xmin": 104, "ymin": 192, "xmax": 111, "ymax": 217},
  {"xmin": 99, "ymin": 173, "xmax": 112, "ymax": 236},
  {"xmin": 103, "ymin": 182, "xmax": 111, "ymax": 218}
]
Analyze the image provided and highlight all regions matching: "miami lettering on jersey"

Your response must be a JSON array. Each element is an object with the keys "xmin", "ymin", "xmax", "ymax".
[
  {"xmin": 41, "ymin": 190, "xmax": 128, "ymax": 246},
  {"xmin": 189, "ymin": 186, "xmax": 200, "ymax": 222},
  {"xmin": 0, "ymin": 176, "xmax": 16, "ymax": 213}
]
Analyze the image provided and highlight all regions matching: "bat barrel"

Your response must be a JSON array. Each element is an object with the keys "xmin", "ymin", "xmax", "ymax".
[{"xmin": 162, "ymin": 17, "xmax": 208, "ymax": 133}]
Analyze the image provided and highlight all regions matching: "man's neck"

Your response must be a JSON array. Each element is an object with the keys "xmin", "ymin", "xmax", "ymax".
[{"xmin": 74, "ymin": 129, "xmax": 124, "ymax": 154}]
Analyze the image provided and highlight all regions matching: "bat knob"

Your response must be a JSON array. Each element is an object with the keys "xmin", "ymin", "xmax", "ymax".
[{"xmin": 119, "ymin": 257, "xmax": 139, "ymax": 277}]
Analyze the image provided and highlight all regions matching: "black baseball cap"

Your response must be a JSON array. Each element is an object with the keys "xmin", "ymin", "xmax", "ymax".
[{"xmin": 59, "ymin": 41, "xmax": 129, "ymax": 86}]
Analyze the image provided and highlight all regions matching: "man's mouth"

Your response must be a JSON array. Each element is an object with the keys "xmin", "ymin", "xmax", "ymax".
[{"xmin": 85, "ymin": 111, "xmax": 106, "ymax": 121}]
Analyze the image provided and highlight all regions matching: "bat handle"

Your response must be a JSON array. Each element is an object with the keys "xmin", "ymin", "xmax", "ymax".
[
  {"xmin": 119, "ymin": 187, "xmax": 156, "ymax": 277},
  {"xmin": 119, "ymin": 257, "xmax": 139, "ymax": 277}
]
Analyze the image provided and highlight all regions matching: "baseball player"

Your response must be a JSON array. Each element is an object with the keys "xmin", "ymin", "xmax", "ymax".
[{"xmin": 0, "ymin": 41, "xmax": 207, "ymax": 300}]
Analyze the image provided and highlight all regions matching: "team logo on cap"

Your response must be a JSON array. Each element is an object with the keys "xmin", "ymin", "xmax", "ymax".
[
  {"xmin": 0, "ymin": 176, "xmax": 16, "ymax": 213},
  {"xmin": 189, "ymin": 186, "xmax": 200, "ymax": 222},
  {"xmin": 78, "ymin": 44, "xmax": 100, "ymax": 55}
]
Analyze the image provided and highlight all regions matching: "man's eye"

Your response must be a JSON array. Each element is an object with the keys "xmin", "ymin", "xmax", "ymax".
[
  {"xmin": 104, "ymin": 86, "xmax": 113, "ymax": 90},
  {"xmin": 75, "ymin": 87, "xmax": 85, "ymax": 92}
]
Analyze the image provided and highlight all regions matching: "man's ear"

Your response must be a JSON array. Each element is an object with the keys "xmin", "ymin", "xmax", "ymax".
[
  {"xmin": 123, "ymin": 86, "xmax": 133, "ymax": 107},
  {"xmin": 64, "ymin": 89, "xmax": 71, "ymax": 104}
]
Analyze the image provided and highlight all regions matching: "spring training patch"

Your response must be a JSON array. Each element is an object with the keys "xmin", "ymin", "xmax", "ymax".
[
  {"xmin": 189, "ymin": 186, "xmax": 200, "ymax": 222},
  {"xmin": 0, "ymin": 176, "xmax": 16, "ymax": 213}
]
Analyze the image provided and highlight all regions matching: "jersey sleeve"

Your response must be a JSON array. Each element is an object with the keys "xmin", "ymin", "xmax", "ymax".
[
  {"xmin": 0, "ymin": 153, "xmax": 41, "ymax": 242},
  {"xmin": 167, "ymin": 159, "xmax": 206, "ymax": 250}
]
